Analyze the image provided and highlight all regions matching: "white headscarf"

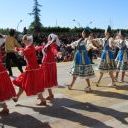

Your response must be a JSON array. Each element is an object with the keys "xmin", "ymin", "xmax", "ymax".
[
  {"xmin": 42, "ymin": 34, "xmax": 60, "ymax": 61},
  {"xmin": 22, "ymin": 35, "xmax": 33, "ymax": 45},
  {"xmin": 48, "ymin": 33, "xmax": 60, "ymax": 46},
  {"xmin": 26, "ymin": 35, "xmax": 33, "ymax": 43}
]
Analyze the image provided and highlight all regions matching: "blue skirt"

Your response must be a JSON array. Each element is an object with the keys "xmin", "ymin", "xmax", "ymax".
[
  {"xmin": 70, "ymin": 50, "xmax": 94, "ymax": 78},
  {"xmin": 99, "ymin": 50, "xmax": 116, "ymax": 72},
  {"xmin": 116, "ymin": 50, "xmax": 128, "ymax": 71}
]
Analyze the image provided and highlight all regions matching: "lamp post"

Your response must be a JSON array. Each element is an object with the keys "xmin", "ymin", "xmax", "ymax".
[
  {"xmin": 17, "ymin": 20, "xmax": 23, "ymax": 31},
  {"xmin": 86, "ymin": 20, "xmax": 94, "ymax": 27}
]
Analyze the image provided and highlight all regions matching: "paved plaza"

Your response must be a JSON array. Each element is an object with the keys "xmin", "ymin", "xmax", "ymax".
[{"xmin": 1, "ymin": 61, "xmax": 128, "ymax": 128}]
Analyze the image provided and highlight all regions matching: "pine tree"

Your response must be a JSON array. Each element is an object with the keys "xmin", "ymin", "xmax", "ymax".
[{"xmin": 29, "ymin": 0, "xmax": 42, "ymax": 33}]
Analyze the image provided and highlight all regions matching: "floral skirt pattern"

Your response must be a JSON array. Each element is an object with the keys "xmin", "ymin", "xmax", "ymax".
[
  {"xmin": 70, "ymin": 63, "xmax": 94, "ymax": 78},
  {"xmin": 116, "ymin": 61, "xmax": 128, "ymax": 71},
  {"xmin": 116, "ymin": 50, "xmax": 128, "ymax": 71},
  {"xmin": 99, "ymin": 50, "xmax": 117, "ymax": 72},
  {"xmin": 99, "ymin": 59, "xmax": 116, "ymax": 72}
]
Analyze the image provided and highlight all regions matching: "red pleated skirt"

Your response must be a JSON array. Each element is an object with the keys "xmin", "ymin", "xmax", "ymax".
[
  {"xmin": 13, "ymin": 67, "xmax": 45, "ymax": 96},
  {"xmin": 0, "ymin": 70, "xmax": 16, "ymax": 101},
  {"xmin": 41, "ymin": 62, "xmax": 58, "ymax": 88}
]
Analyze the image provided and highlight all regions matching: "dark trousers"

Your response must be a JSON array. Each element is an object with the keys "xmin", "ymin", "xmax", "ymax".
[
  {"xmin": 5, "ymin": 52, "xmax": 23, "ymax": 76},
  {"xmin": 114, "ymin": 47, "xmax": 119, "ymax": 59},
  {"xmin": 88, "ymin": 49, "xmax": 93, "ymax": 63}
]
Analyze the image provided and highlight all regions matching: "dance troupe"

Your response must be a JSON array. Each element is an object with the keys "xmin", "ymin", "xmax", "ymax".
[{"xmin": 0, "ymin": 26, "xmax": 128, "ymax": 116}]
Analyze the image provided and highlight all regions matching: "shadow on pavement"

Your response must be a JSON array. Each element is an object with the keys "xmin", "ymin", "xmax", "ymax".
[
  {"xmin": 92, "ymin": 90, "xmax": 128, "ymax": 100},
  {"xmin": 16, "ymin": 99, "xmax": 114, "ymax": 128},
  {"xmin": 2, "ymin": 90, "xmax": 128, "ymax": 128},
  {"xmin": 0, "ymin": 112, "xmax": 52, "ymax": 128},
  {"xmin": 53, "ymin": 98, "xmax": 128, "ymax": 125}
]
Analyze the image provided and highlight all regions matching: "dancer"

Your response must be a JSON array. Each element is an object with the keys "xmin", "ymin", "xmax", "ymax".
[
  {"xmin": 5, "ymin": 29, "xmax": 23, "ymax": 76},
  {"xmin": 87, "ymin": 33, "xmax": 96, "ymax": 64},
  {"xmin": 115, "ymin": 31, "xmax": 128, "ymax": 82},
  {"xmin": 67, "ymin": 27, "xmax": 95, "ymax": 92},
  {"xmin": 95, "ymin": 26, "xmax": 116, "ymax": 86},
  {"xmin": 13, "ymin": 35, "xmax": 45, "ymax": 104},
  {"xmin": 0, "ymin": 35, "xmax": 16, "ymax": 115},
  {"xmin": 36, "ymin": 33, "xmax": 61, "ymax": 104}
]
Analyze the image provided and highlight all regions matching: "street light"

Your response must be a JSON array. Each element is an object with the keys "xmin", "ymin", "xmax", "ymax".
[
  {"xmin": 86, "ymin": 20, "xmax": 94, "ymax": 27},
  {"xmin": 17, "ymin": 20, "xmax": 23, "ymax": 31}
]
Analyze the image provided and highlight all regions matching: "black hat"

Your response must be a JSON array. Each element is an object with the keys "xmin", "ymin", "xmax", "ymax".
[
  {"xmin": 9, "ymin": 29, "xmax": 15, "ymax": 36},
  {"xmin": 105, "ymin": 25, "xmax": 112, "ymax": 33}
]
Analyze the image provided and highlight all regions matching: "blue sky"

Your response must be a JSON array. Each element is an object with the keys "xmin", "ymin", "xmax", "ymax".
[{"xmin": 0, "ymin": 0, "xmax": 128, "ymax": 31}]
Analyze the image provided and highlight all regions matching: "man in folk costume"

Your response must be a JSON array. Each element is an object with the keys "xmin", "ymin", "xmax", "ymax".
[
  {"xmin": 95, "ymin": 26, "xmax": 117, "ymax": 86},
  {"xmin": 67, "ymin": 27, "xmax": 96, "ymax": 92},
  {"xmin": 12, "ymin": 35, "xmax": 45, "ymax": 104},
  {"xmin": 0, "ymin": 35, "xmax": 16, "ymax": 115},
  {"xmin": 5, "ymin": 29, "xmax": 23, "ymax": 76}
]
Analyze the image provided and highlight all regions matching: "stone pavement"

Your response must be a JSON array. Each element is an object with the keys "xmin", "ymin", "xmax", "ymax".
[{"xmin": 1, "ymin": 61, "xmax": 128, "ymax": 128}]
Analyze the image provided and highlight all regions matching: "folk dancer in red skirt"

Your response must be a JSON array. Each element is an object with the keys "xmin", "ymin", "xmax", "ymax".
[
  {"xmin": 36, "ymin": 34, "xmax": 61, "ymax": 105},
  {"xmin": 0, "ymin": 35, "xmax": 16, "ymax": 115},
  {"xmin": 12, "ymin": 35, "xmax": 45, "ymax": 104}
]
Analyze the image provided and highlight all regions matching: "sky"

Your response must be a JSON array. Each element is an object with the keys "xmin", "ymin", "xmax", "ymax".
[{"xmin": 0, "ymin": 0, "xmax": 128, "ymax": 31}]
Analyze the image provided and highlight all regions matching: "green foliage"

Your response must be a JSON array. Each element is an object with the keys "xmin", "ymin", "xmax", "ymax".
[
  {"xmin": 29, "ymin": 0, "xmax": 42, "ymax": 33},
  {"xmin": 0, "ymin": 27, "xmax": 128, "ymax": 38},
  {"xmin": 0, "ymin": 28, "xmax": 9, "ymax": 35}
]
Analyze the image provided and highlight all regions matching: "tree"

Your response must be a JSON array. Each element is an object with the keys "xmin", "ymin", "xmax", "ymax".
[{"xmin": 29, "ymin": 0, "xmax": 42, "ymax": 33}]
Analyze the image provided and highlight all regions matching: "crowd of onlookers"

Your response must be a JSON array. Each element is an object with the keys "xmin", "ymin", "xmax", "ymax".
[
  {"xmin": 0, "ymin": 32, "xmax": 103, "ymax": 65},
  {"xmin": 2, "ymin": 31, "xmax": 128, "ymax": 65}
]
